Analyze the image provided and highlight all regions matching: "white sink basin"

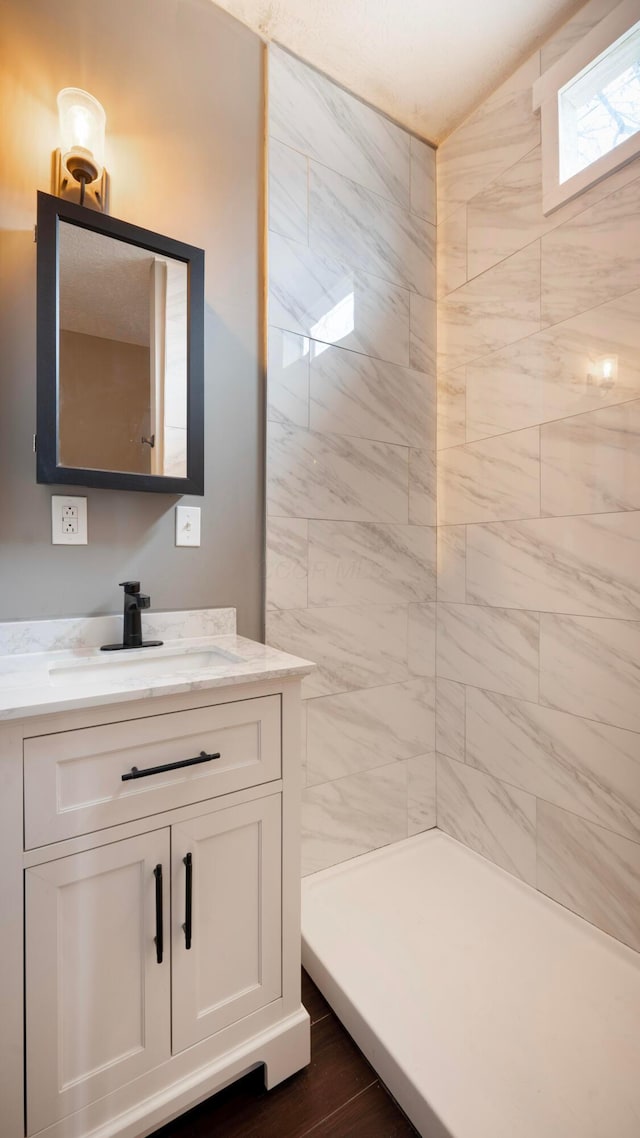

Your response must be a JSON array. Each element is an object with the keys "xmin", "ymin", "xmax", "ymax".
[{"xmin": 48, "ymin": 646, "xmax": 243, "ymax": 687}]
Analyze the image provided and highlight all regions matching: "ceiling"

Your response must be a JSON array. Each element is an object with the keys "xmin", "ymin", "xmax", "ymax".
[{"xmin": 212, "ymin": 0, "xmax": 587, "ymax": 142}]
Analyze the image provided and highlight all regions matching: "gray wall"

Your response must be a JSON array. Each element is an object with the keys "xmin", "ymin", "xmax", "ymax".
[{"xmin": 0, "ymin": 0, "xmax": 264, "ymax": 637}]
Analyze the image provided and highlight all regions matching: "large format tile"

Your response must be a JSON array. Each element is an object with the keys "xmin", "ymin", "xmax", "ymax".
[
  {"xmin": 437, "ymin": 367, "xmax": 466, "ymax": 450},
  {"xmin": 267, "ymin": 327, "xmax": 309, "ymax": 427},
  {"xmin": 539, "ymin": 614, "xmax": 640, "ymax": 733},
  {"xmin": 541, "ymin": 0, "xmax": 623, "ymax": 71},
  {"xmin": 541, "ymin": 402, "xmax": 640, "ymax": 516},
  {"xmin": 465, "ymin": 289, "xmax": 640, "ymax": 441},
  {"xmin": 437, "ymin": 603, "xmax": 539, "ymax": 700},
  {"xmin": 266, "ymin": 604, "xmax": 409, "ymax": 699},
  {"xmin": 409, "ymin": 292, "xmax": 436, "ymax": 374},
  {"xmin": 266, "ymin": 517, "xmax": 308, "ymax": 611},
  {"xmin": 407, "ymin": 753, "xmax": 436, "ymax": 835},
  {"xmin": 309, "ymin": 345, "xmax": 433, "ymax": 449},
  {"xmin": 436, "ymin": 55, "xmax": 540, "ymax": 220},
  {"xmin": 467, "ymin": 146, "xmax": 640, "ymax": 280},
  {"xmin": 436, "ymin": 678, "xmax": 466, "ymax": 762},
  {"xmin": 410, "ymin": 137, "xmax": 436, "ymax": 224},
  {"xmin": 269, "ymin": 45, "xmax": 411, "ymax": 208},
  {"xmin": 306, "ymin": 678, "xmax": 435, "ymax": 785},
  {"xmin": 438, "ymin": 428, "xmax": 540, "ymax": 525},
  {"xmin": 438, "ymin": 243, "xmax": 541, "ymax": 373},
  {"xmin": 267, "ymin": 422, "xmax": 408, "ymax": 522},
  {"xmin": 541, "ymin": 176, "xmax": 640, "ymax": 327},
  {"xmin": 301, "ymin": 763, "xmax": 408, "ymax": 874},
  {"xmin": 537, "ymin": 802, "xmax": 640, "ymax": 953},
  {"xmin": 269, "ymin": 231, "xmax": 410, "ymax": 365},
  {"xmin": 269, "ymin": 139, "xmax": 308, "ymax": 244},
  {"xmin": 467, "ymin": 688, "xmax": 640, "ymax": 842},
  {"xmin": 466, "ymin": 514, "xmax": 640, "ymax": 619},
  {"xmin": 408, "ymin": 448, "xmax": 437, "ymax": 525},
  {"xmin": 437, "ymin": 526, "xmax": 466, "ymax": 603},
  {"xmin": 436, "ymin": 754, "xmax": 537, "ymax": 885},
  {"xmin": 307, "ymin": 521, "xmax": 435, "ymax": 606},
  {"xmin": 309, "ymin": 163, "xmax": 435, "ymax": 297}
]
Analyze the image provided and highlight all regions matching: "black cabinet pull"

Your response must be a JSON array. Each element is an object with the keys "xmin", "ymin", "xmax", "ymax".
[
  {"xmin": 121, "ymin": 750, "xmax": 220, "ymax": 782},
  {"xmin": 183, "ymin": 852, "xmax": 193, "ymax": 950},
  {"xmin": 153, "ymin": 864, "xmax": 163, "ymax": 965}
]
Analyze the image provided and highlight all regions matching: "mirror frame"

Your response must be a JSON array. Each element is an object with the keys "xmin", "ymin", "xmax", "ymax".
[{"xmin": 36, "ymin": 191, "xmax": 205, "ymax": 495}]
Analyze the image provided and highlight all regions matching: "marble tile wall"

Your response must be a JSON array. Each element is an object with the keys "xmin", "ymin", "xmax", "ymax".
[
  {"xmin": 265, "ymin": 46, "xmax": 437, "ymax": 874},
  {"xmin": 436, "ymin": 5, "xmax": 640, "ymax": 953}
]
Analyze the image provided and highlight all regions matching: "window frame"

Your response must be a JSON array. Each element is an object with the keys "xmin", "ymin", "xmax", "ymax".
[{"xmin": 533, "ymin": 0, "xmax": 640, "ymax": 214}]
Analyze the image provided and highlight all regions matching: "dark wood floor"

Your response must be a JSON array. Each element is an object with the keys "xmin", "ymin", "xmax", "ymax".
[{"xmin": 152, "ymin": 970, "xmax": 419, "ymax": 1138}]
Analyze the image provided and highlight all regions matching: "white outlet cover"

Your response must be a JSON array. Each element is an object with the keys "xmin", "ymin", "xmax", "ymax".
[
  {"xmin": 176, "ymin": 505, "xmax": 201, "ymax": 547},
  {"xmin": 51, "ymin": 496, "xmax": 88, "ymax": 545}
]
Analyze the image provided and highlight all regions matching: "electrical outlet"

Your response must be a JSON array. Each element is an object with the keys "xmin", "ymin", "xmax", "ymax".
[
  {"xmin": 175, "ymin": 505, "xmax": 201, "ymax": 547},
  {"xmin": 52, "ymin": 496, "xmax": 88, "ymax": 545}
]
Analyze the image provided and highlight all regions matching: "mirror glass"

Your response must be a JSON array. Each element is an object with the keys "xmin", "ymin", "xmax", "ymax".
[{"xmin": 58, "ymin": 222, "xmax": 188, "ymax": 478}]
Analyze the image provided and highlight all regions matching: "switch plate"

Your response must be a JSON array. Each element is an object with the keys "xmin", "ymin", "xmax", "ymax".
[
  {"xmin": 51, "ymin": 496, "xmax": 88, "ymax": 545},
  {"xmin": 175, "ymin": 505, "xmax": 201, "ymax": 547}
]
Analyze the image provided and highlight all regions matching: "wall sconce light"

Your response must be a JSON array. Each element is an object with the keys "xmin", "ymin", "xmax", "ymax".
[{"xmin": 52, "ymin": 88, "xmax": 109, "ymax": 212}]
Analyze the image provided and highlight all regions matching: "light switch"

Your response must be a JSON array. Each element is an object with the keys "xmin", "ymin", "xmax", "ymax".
[
  {"xmin": 175, "ymin": 505, "xmax": 201, "ymax": 547},
  {"xmin": 51, "ymin": 496, "xmax": 88, "ymax": 545}
]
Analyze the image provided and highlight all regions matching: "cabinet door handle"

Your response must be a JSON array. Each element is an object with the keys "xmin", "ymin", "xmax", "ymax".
[
  {"xmin": 121, "ymin": 751, "xmax": 221, "ymax": 782},
  {"xmin": 183, "ymin": 852, "xmax": 193, "ymax": 950},
  {"xmin": 154, "ymin": 864, "xmax": 163, "ymax": 965}
]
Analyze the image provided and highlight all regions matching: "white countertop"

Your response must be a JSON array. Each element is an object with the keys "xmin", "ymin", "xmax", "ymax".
[{"xmin": 0, "ymin": 610, "xmax": 314, "ymax": 721}]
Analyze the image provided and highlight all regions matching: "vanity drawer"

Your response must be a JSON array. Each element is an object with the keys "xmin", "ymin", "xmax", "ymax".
[{"xmin": 24, "ymin": 695, "xmax": 281, "ymax": 848}]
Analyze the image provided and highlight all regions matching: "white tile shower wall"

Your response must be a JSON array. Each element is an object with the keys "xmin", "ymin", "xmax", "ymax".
[
  {"xmin": 436, "ymin": 4, "xmax": 640, "ymax": 952},
  {"xmin": 265, "ymin": 46, "xmax": 437, "ymax": 873}
]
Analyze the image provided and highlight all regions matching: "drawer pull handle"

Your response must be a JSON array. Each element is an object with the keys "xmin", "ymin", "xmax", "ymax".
[
  {"xmin": 154, "ymin": 864, "xmax": 163, "ymax": 965},
  {"xmin": 183, "ymin": 852, "xmax": 193, "ymax": 950},
  {"xmin": 121, "ymin": 750, "xmax": 221, "ymax": 782}
]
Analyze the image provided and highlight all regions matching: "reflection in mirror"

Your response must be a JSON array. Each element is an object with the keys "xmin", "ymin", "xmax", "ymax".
[{"xmin": 58, "ymin": 222, "xmax": 188, "ymax": 477}]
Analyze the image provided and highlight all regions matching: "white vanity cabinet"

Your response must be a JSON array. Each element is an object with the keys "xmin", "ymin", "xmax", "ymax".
[{"xmin": 0, "ymin": 659, "xmax": 312, "ymax": 1138}]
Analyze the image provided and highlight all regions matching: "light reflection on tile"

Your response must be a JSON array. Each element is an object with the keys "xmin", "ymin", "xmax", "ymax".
[
  {"xmin": 409, "ymin": 292, "xmax": 437, "ymax": 374},
  {"xmin": 437, "ymin": 206, "xmax": 467, "ymax": 296},
  {"xmin": 267, "ymin": 327, "xmax": 310, "ymax": 427},
  {"xmin": 409, "ymin": 448, "xmax": 437, "ymax": 526},
  {"xmin": 437, "ymin": 367, "xmax": 466, "ymax": 450},
  {"xmin": 269, "ymin": 230, "xmax": 410, "ymax": 365},
  {"xmin": 438, "ymin": 526, "xmax": 466, "ymax": 603},
  {"xmin": 465, "ymin": 289, "xmax": 640, "ymax": 442}
]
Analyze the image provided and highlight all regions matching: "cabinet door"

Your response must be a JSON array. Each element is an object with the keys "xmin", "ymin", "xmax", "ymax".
[
  {"xmin": 171, "ymin": 794, "xmax": 282, "ymax": 1053},
  {"xmin": 26, "ymin": 830, "xmax": 171, "ymax": 1136}
]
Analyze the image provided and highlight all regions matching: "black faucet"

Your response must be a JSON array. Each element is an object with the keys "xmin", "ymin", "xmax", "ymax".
[{"xmin": 101, "ymin": 582, "xmax": 164, "ymax": 652}]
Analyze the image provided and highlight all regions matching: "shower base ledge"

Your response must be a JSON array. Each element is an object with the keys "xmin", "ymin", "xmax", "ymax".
[{"xmin": 301, "ymin": 830, "xmax": 640, "ymax": 1138}]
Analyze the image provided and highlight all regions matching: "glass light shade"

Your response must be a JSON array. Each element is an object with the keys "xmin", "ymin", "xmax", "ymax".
[{"xmin": 57, "ymin": 88, "xmax": 106, "ymax": 179}]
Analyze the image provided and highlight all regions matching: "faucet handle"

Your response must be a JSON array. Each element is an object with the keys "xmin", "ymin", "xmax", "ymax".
[{"xmin": 119, "ymin": 581, "xmax": 141, "ymax": 595}]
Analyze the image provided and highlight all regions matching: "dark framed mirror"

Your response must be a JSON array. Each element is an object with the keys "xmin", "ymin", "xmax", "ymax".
[{"xmin": 36, "ymin": 191, "xmax": 204, "ymax": 494}]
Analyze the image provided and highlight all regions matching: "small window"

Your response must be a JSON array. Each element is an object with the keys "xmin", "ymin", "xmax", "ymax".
[{"xmin": 534, "ymin": 0, "xmax": 640, "ymax": 213}]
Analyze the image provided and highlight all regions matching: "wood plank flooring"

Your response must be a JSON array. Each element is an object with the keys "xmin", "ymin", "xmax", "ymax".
[{"xmin": 151, "ymin": 970, "xmax": 419, "ymax": 1138}]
